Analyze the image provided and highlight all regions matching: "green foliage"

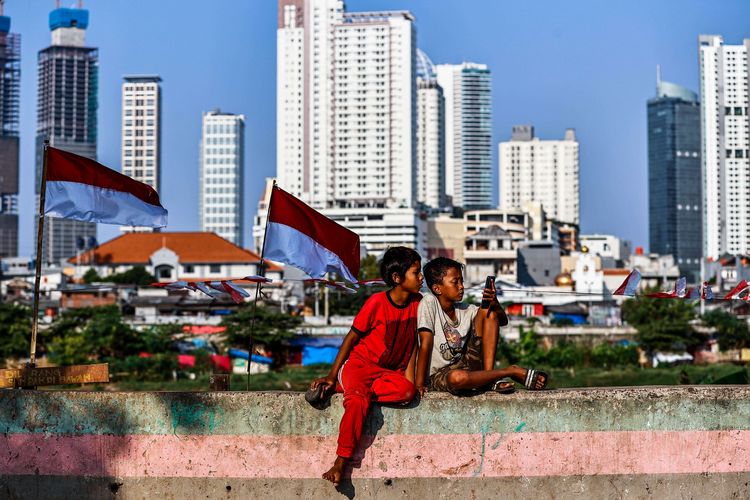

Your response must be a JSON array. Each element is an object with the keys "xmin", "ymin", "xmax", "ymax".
[
  {"xmin": 47, "ymin": 306, "xmax": 144, "ymax": 365},
  {"xmin": 621, "ymin": 293, "xmax": 705, "ymax": 352},
  {"xmin": 0, "ymin": 304, "xmax": 33, "ymax": 364},
  {"xmin": 82, "ymin": 266, "xmax": 154, "ymax": 285},
  {"xmin": 82, "ymin": 268, "xmax": 102, "ymax": 284},
  {"xmin": 702, "ymin": 308, "xmax": 750, "ymax": 350},
  {"xmin": 496, "ymin": 324, "xmax": 545, "ymax": 366},
  {"xmin": 590, "ymin": 343, "xmax": 639, "ymax": 369},
  {"xmin": 545, "ymin": 340, "xmax": 585, "ymax": 368},
  {"xmin": 221, "ymin": 304, "xmax": 300, "ymax": 348},
  {"xmin": 108, "ymin": 266, "xmax": 155, "ymax": 286}
]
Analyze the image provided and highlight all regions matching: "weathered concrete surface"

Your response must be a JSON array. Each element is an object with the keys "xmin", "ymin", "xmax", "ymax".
[{"xmin": 1, "ymin": 387, "xmax": 749, "ymax": 499}]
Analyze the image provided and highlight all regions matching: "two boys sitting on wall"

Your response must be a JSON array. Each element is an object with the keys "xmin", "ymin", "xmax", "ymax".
[{"xmin": 308, "ymin": 248, "xmax": 548, "ymax": 486}]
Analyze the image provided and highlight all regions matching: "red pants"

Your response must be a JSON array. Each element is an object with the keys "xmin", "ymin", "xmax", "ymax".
[{"xmin": 335, "ymin": 357, "xmax": 416, "ymax": 458}]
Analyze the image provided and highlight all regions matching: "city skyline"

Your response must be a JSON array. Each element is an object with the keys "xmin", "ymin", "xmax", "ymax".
[{"xmin": 5, "ymin": 0, "xmax": 750, "ymax": 255}]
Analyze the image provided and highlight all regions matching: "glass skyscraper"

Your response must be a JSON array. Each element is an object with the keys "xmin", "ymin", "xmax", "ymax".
[
  {"xmin": 647, "ymin": 71, "xmax": 702, "ymax": 280},
  {"xmin": 36, "ymin": 6, "xmax": 98, "ymax": 265},
  {"xmin": 0, "ymin": 9, "xmax": 20, "ymax": 257},
  {"xmin": 199, "ymin": 110, "xmax": 245, "ymax": 246}
]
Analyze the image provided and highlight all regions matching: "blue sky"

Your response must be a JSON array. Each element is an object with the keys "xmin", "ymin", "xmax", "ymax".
[{"xmin": 6, "ymin": 0, "xmax": 750, "ymax": 256}]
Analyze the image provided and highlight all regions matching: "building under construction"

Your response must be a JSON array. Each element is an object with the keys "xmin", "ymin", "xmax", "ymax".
[
  {"xmin": 36, "ymin": 3, "xmax": 98, "ymax": 265},
  {"xmin": 0, "ymin": 1, "xmax": 20, "ymax": 258}
]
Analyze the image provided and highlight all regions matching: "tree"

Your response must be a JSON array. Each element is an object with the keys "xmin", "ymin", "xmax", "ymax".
[
  {"xmin": 47, "ymin": 305, "xmax": 144, "ymax": 365},
  {"xmin": 702, "ymin": 309, "xmax": 750, "ymax": 351},
  {"xmin": 108, "ymin": 266, "xmax": 155, "ymax": 286},
  {"xmin": 82, "ymin": 268, "xmax": 102, "ymax": 284},
  {"xmin": 621, "ymin": 294, "xmax": 705, "ymax": 353},
  {"xmin": 221, "ymin": 304, "xmax": 301, "ymax": 348},
  {"xmin": 0, "ymin": 304, "xmax": 33, "ymax": 365}
]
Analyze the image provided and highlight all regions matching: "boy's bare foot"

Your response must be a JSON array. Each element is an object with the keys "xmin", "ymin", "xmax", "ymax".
[{"xmin": 322, "ymin": 456, "xmax": 347, "ymax": 486}]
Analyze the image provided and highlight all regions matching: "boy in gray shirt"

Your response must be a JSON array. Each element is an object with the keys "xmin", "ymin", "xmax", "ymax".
[{"xmin": 415, "ymin": 257, "xmax": 548, "ymax": 395}]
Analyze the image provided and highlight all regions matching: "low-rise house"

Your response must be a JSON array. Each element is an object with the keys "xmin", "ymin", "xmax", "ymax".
[{"xmin": 70, "ymin": 232, "xmax": 283, "ymax": 284}]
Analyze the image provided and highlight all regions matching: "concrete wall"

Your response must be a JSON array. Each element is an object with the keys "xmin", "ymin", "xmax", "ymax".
[{"xmin": 1, "ymin": 387, "xmax": 750, "ymax": 499}]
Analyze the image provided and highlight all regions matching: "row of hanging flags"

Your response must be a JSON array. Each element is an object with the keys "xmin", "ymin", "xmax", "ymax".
[{"xmin": 42, "ymin": 147, "xmax": 750, "ymax": 306}]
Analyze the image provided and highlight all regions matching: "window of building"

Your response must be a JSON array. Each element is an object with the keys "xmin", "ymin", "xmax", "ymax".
[{"xmin": 210, "ymin": 264, "xmax": 221, "ymax": 274}]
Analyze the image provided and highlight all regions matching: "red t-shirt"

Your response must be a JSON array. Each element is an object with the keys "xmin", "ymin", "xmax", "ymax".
[{"xmin": 349, "ymin": 291, "xmax": 421, "ymax": 372}]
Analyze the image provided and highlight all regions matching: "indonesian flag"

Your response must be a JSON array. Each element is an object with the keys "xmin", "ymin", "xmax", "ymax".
[
  {"xmin": 647, "ymin": 277, "xmax": 687, "ymax": 298},
  {"xmin": 613, "ymin": 269, "xmax": 640, "ymax": 296},
  {"xmin": 723, "ymin": 280, "xmax": 750, "ymax": 300},
  {"xmin": 44, "ymin": 147, "xmax": 167, "ymax": 227},
  {"xmin": 264, "ymin": 186, "xmax": 360, "ymax": 283}
]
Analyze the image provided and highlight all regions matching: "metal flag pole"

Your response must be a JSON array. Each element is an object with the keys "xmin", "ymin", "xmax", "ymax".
[
  {"xmin": 246, "ymin": 180, "xmax": 276, "ymax": 391},
  {"xmin": 29, "ymin": 140, "xmax": 50, "ymax": 368}
]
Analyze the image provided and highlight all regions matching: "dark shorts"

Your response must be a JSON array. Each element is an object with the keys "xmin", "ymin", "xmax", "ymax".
[{"xmin": 429, "ymin": 334, "xmax": 484, "ymax": 395}]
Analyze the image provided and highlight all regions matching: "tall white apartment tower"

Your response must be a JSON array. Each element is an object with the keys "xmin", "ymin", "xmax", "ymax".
[
  {"xmin": 121, "ymin": 75, "xmax": 162, "ymax": 232},
  {"xmin": 199, "ymin": 110, "xmax": 245, "ymax": 246},
  {"xmin": 276, "ymin": 1, "xmax": 416, "ymax": 209},
  {"xmin": 416, "ymin": 49, "xmax": 446, "ymax": 209},
  {"xmin": 277, "ymin": 0, "xmax": 343, "ymax": 207},
  {"xmin": 435, "ymin": 62, "xmax": 492, "ymax": 210},
  {"xmin": 499, "ymin": 126, "xmax": 580, "ymax": 225},
  {"xmin": 333, "ymin": 11, "xmax": 416, "ymax": 208},
  {"xmin": 699, "ymin": 35, "xmax": 750, "ymax": 258}
]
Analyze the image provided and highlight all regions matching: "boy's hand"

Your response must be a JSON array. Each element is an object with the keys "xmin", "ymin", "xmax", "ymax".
[
  {"xmin": 481, "ymin": 285, "xmax": 499, "ymax": 316},
  {"xmin": 416, "ymin": 385, "xmax": 428, "ymax": 397},
  {"xmin": 310, "ymin": 376, "xmax": 336, "ymax": 393}
]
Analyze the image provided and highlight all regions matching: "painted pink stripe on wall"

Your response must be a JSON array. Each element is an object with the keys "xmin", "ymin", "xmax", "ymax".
[{"xmin": 2, "ymin": 431, "xmax": 749, "ymax": 478}]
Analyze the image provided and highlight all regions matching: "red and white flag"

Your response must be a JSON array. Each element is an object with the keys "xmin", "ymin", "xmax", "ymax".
[
  {"xmin": 723, "ymin": 280, "xmax": 750, "ymax": 300},
  {"xmin": 44, "ymin": 147, "xmax": 167, "ymax": 227},
  {"xmin": 264, "ymin": 186, "xmax": 360, "ymax": 283},
  {"xmin": 613, "ymin": 269, "xmax": 641, "ymax": 296}
]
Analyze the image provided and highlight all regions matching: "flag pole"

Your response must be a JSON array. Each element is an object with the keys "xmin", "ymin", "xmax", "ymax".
[
  {"xmin": 29, "ymin": 140, "xmax": 50, "ymax": 368},
  {"xmin": 246, "ymin": 179, "xmax": 276, "ymax": 390}
]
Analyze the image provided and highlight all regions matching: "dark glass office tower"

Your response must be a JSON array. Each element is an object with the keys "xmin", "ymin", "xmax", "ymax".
[
  {"xmin": 648, "ymin": 71, "xmax": 701, "ymax": 281},
  {"xmin": 36, "ymin": 6, "xmax": 98, "ymax": 265},
  {"xmin": 0, "ymin": 10, "xmax": 20, "ymax": 257}
]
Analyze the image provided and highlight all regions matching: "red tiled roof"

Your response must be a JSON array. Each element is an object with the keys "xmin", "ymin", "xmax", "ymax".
[
  {"xmin": 602, "ymin": 269, "xmax": 632, "ymax": 275},
  {"xmin": 69, "ymin": 232, "xmax": 281, "ymax": 270}
]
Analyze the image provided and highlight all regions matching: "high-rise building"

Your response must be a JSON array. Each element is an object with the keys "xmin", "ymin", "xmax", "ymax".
[
  {"xmin": 199, "ymin": 110, "xmax": 245, "ymax": 246},
  {"xmin": 121, "ymin": 77, "xmax": 162, "ymax": 189},
  {"xmin": 277, "ymin": 0, "xmax": 343, "ymax": 208},
  {"xmin": 699, "ymin": 35, "xmax": 750, "ymax": 258},
  {"xmin": 499, "ymin": 125, "xmax": 580, "ymax": 225},
  {"xmin": 120, "ymin": 75, "xmax": 162, "ymax": 233},
  {"xmin": 36, "ymin": 6, "xmax": 98, "ymax": 265},
  {"xmin": 276, "ymin": 1, "xmax": 416, "ymax": 209},
  {"xmin": 435, "ymin": 62, "xmax": 492, "ymax": 210},
  {"xmin": 416, "ymin": 49, "xmax": 445, "ymax": 210},
  {"xmin": 0, "ymin": 7, "xmax": 20, "ymax": 257},
  {"xmin": 647, "ymin": 69, "xmax": 701, "ymax": 279}
]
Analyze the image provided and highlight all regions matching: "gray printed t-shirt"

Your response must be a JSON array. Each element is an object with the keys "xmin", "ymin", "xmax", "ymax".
[{"xmin": 417, "ymin": 293, "xmax": 479, "ymax": 375}]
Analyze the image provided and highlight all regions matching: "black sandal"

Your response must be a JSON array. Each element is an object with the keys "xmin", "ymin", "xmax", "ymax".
[
  {"xmin": 304, "ymin": 384, "xmax": 333, "ymax": 410},
  {"xmin": 523, "ymin": 369, "xmax": 549, "ymax": 390},
  {"xmin": 492, "ymin": 377, "xmax": 516, "ymax": 394}
]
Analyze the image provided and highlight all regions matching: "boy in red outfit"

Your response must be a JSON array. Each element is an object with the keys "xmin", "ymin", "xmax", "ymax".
[{"xmin": 309, "ymin": 246, "xmax": 423, "ymax": 486}]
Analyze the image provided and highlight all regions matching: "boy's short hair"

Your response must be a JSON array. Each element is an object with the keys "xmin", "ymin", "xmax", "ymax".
[
  {"xmin": 379, "ymin": 246, "xmax": 421, "ymax": 287},
  {"xmin": 423, "ymin": 257, "xmax": 464, "ymax": 293}
]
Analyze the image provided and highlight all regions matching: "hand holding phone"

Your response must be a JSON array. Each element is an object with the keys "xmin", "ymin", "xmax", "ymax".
[{"xmin": 480, "ymin": 275, "xmax": 496, "ymax": 309}]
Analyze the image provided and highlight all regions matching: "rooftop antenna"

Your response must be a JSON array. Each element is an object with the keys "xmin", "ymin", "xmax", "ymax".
[
  {"xmin": 55, "ymin": 0, "xmax": 60, "ymax": 8},
  {"xmin": 0, "ymin": 1, "xmax": 4, "ymax": 16},
  {"xmin": 78, "ymin": 0, "xmax": 83, "ymax": 8},
  {"xmin": 656, "ymin": 64, "xmax": 662, "ymax": 96}
]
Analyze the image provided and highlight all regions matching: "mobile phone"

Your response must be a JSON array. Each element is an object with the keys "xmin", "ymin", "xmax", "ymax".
[{"xmin": 480, "ymin": 276, "xmax": 495, "ymax": 309}]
